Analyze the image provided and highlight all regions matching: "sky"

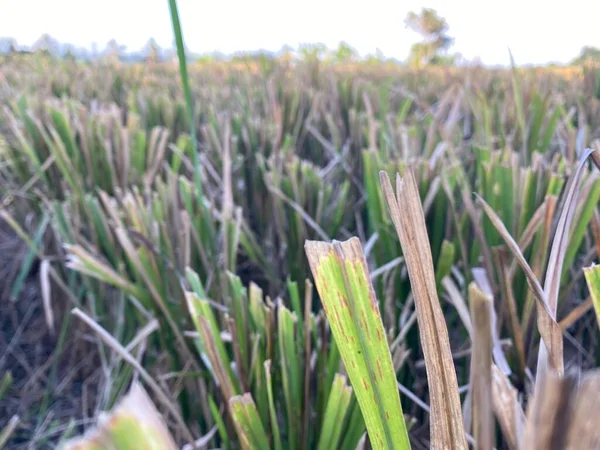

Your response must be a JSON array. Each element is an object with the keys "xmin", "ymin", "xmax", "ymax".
[{"xmin": 1, "ymin": 0, "xmax": 599, "ymax": 66}]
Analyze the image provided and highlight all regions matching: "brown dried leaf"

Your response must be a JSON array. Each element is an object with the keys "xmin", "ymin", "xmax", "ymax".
[
  {"xmin": 521, "ymin": 195, "xmax": 557, "ymax": 333},
  {"xmin": 471, "ymin": 268, "xmax": 511, "ymax": 375},
  {"xmin": 518, "ymin": 199, "xmax": 548, "ymax": 250},
  {"xmin": 521, "ymin": 372, "xmax": 577, "ymax": 450},
  {"xmin": 476, "ymin": 195, "xmax": 564, "ymax": 374},
  {"xmin": 508, "ymin": 199, "xmax": 548, "ymax": 277},
  {"xmin": 380, "ymin": 168, "xmax": 468, "ymax": 449},
  {"xmin": 559, "ymin": 297, "xmax": 593, "ymax": 329},
  {"xmin": 491, "ymin": 365, "xmax": 525, "ymax": 450},
  {"xmin": 469, "ymin": 283, "xmax": 494, "ymax": 450},
  {"xmin": 565, "ymin": 369, "xmax": 600, "ymax": 449}
]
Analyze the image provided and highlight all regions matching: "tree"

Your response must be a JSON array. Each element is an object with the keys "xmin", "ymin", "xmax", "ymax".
[
  {"xmin": 572, "ymin": 46, "xmax": 600, "ymax": 65},
  {"xmin": 298, "ymin": 43, "xmax": 328, "ymax": 62},
  {"xmin": 0, "ymin": 37, "xmax": 17, "ymax": 54},
  {"xmin": 404, "ymin": 8, "xmax": 454, "ymax": 68},
  {"xmin": 32, "ymin": 33, "xmax": 60, "ymax": 55},
  {"xmin": 365, "ymin": 49, "xmax": 387, "ymax": 65},
  {"xmin": 105, "ymin": 39, "xmax": 126, "ymax": 62},
  {"xmin": 332, "ymin": 41, "xmax": 359, "ymax": 64},
  {"xmin": 142, "ymin": 38, "xmax": 162, "ymax": 63},
  {"xmin": 277, "ymin": 44, "xmax": 294, "ymax": 63},
  {"xmin": 63, "ymin": 43, "xmax": 77, "ymax": 61}
]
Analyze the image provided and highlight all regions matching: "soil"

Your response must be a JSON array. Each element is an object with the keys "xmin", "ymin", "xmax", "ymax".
[{"xmin": 0, "ymin": 219, "xmax": 97, "ymax": 449}]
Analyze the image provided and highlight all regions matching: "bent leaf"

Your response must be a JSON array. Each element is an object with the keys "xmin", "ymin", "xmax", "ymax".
[
  {"xmin": 60, "ymin": 383, "xmax": 179, "ymax": 450},
  {"xmin": 476, "ymin": 195, "xmax": 564, "ymax": 375},
  {"xmin": 305, "ymin": 237, "xmax": 410, "ymax": 450},
  {"xmin": 537, "ymin": 147, "xmax": 595, "ymax": 378}
]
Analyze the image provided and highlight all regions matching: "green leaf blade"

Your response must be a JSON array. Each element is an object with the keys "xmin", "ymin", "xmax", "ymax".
[
  {"xmin": 305, "ymin": 237, "xmax": 410, "ymax": 450},
  {"xmin": 584, "ymin": 265, "xmax": 600, "ymax": 330}
]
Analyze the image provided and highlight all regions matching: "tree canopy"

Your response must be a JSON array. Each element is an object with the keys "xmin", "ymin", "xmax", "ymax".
[
  {"xmin": 404, "ymin": 8, "xmax": 454, "ymax": 67},
  {"xmin": 572, "ymin": 46, "xmax": 600, "ymax": 65}
]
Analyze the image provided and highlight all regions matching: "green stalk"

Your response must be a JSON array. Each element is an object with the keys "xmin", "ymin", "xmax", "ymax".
[{"xmin": 167, "ymin": 0, "xmax": 203, "ymax": 198}]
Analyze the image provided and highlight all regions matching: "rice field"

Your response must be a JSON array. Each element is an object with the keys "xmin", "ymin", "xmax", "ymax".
[{"xmin": 1, "ymin": 25, "xmax": 600, "ymax": 449}]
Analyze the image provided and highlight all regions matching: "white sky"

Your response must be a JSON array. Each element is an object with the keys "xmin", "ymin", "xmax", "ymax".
[{"xmin": 1, "ymin": 0, "xmax": 599, "ymax": 66}]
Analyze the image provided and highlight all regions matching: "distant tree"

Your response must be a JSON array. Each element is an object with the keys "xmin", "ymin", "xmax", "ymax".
[
  {"xmin": 142, "ymin": 38, "xmax": 162, "ymax": 63},
  {"xmin": 89, "ymin": 42, "xmax": 98, "ymax": 58},
  {"xmin": 451, "ymin": 52, "xmax": 468, "ymax": 66},
  {"xmin": 197, "ymin": 51, "xmax": 226, "ymax": 63},
  {"xmin": 374, "ymin": 48, "xmax": 386, "ymax": 61},
  {"xmin": 196, "ymin": 54, "xmax": 215, "ymax": 64},
  {"xmin": 32, "ymin": 33, "xmax": 60, "ymax": 55},
  {"xmin": 105, "ymin": 39, "xmax": 126, "ymax": 62},
  {"xmin": 365, "ymin": 49, "xmax": 387, "ymax": 65},
  {"xmin": 572, "ymin": 46, "xmax": 600, "ymax": 65},
  {"xmin": 0, "ymin": 37, "xmax": 17, "ymax": 54},
  {"xmin": 404, "ymin": 8, "xmax": 454, "ymax": 68},
  {"xmin": 278, "ymin": 44, "xmax": 294, "ymax": 62},
  {"xmin": 332, "ymin": 41, "xmax": 359, "ymax": 63},
  {"xmin": 298, "ymin": 43, "xmax": 328, "ymax": 61},
  {"xmin": 63, "ymin": 44, "xmax": 77, "ymax": 61}
]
